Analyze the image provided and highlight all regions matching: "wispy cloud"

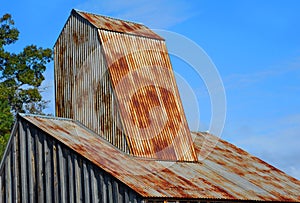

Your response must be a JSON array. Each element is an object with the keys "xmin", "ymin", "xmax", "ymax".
[
  {"xmin": 225, "ymin": 70, "xmax": 279, "ymax": 88},
  {"xmin": 224, "ymin": 57, "xmax": 300, "ymax": 89},
  {"xmin": 76, "ymin": 0, "xmax": 197, "ymax": 28},
  {"xmin": 227, "ymin": 114, "xmax": 300, "ymax": 180}
]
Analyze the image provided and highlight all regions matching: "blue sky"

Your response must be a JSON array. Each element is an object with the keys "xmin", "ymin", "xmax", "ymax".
[{"xmin": 1, "ymin": 1, "xmax": 300, "ymax": 179}]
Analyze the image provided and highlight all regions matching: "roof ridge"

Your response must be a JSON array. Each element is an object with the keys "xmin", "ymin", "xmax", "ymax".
[
  {"xmin": 18, "ymin": 113, "xmax": 74, "ymax": 121},
  {"xmin": 73, "ymin": 9, "xmax": 146, "ymax": 28},
  {"xmin": 72, "ymin": 9, "xmax": 163, "ymax": 40}
]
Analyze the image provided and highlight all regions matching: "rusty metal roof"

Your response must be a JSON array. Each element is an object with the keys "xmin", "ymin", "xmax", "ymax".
[
  {"xmin": 98, "ymin": 29, "xmax": 197, "ymax": 162},
  {"xmin": 54, "ymin": 10, "xmax": 197, "ymax": 162},
  {"xmin": 73, "ymin": 9, "xmax": 163, "ymax": 40},
  {"xmin": 21, "ymin": 114, "xmax": 300, "ymax": 202}
]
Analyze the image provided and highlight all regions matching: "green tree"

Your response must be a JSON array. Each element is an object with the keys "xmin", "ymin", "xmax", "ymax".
[{"xmin": 0, "ymin": 13, "xmax": 52, "ymax": 159}]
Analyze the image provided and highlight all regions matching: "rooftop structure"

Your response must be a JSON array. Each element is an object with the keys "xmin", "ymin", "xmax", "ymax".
[{"xmin": 0, "ymin": 9, "xmax": 299, "ymax": 203}]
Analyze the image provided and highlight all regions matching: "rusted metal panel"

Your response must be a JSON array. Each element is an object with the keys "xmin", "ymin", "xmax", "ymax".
[
  {"xmin": 19, "ymin": 115, "xmax": 300, "ymax": 202},
  {"xmin": 99, "ymin": 30, "xmax": 197, "ymax": 161},
  {"xmin": 0, "ymin": 115, "xmax": 144, "ymax": 203},
  {"xmin": 193, "ymin": 132, "xmax": 300, "ymax": 202},
  {"xmin": 49, "ymin": 10, "xmax": 300, "ymax": 201},
  {"xmin": 74, "ymin": 9, "xmax": 163, "ymax": 40},
  {"xmin": 55, "ymin": 10, "xmax": 196, "ymax": 161},
  {"xmin": 54, "ymin": 12, "xmax": 129, "ymax": 153}
]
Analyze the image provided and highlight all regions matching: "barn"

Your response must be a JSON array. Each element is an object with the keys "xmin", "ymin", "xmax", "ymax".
[{"xmin": 1, "ymin": 9, "xmax": 300, "ymax": 202}]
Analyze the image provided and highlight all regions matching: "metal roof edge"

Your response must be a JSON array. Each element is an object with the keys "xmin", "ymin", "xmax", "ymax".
[
  {"xmin": 19, "ymin": 114, "xmax": 194, "ymax": 163},
  {"xmin": 53, "ymin": 9, "xmax": 100, "ymax": 48},
  {"xmin": 18, "ymin": 113, "xmax": 74, "ymax": 121},
  {"xmin": 73, "ymin": 9, "xmax": 145, "ymax": 27},
  {"xmin": 192, "ymin": 131, "xmax": 300, "ymax": 183},
  {"xmin": 75, "ymin": 9, "xmax": 164, "ymax": 40},
  {"xmin": 54, "ymin": 8, "xmax": 165, "ymax": 50},
  {"xmin": 53, "ymin": 9, "xmax": 74, "ymax": 48}
]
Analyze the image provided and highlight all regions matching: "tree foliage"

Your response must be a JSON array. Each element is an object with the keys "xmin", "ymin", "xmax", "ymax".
[{"xmin": 0, "ymin": 13, "xmax": 53, "ymax": 159}]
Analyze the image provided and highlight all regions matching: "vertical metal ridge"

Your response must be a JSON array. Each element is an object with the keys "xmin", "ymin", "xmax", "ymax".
[
  {"xmin": 19, "ymin": 120, "xmax": 28, "ymax": 202},
  {"xmin": 54, "ymin": 12, "xmax": 129, "ymax": 153},
  {"xmin": 0, "ymin": 118, "xmax": 144, "ymax": 202}
]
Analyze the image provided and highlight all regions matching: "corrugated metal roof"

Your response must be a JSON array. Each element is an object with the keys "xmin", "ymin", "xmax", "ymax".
[
  {"xmin": 98, "ymin": 29, "xmax": 197, "ymax": 162},
  {"xmin": 55, "ymin": 10, "xmax": 197, "ymax": 162},
  {"xmin": 73, "ymin": 9, "xmax": 163, "ymax": 40},
  {"xmin": 22, "ymin": 114, "xmax": 300, "ymax": 202}
]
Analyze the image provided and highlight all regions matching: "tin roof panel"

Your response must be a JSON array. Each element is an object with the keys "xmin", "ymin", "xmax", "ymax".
[
  {"xmin": 98, "ymin": 30, "xmax": 197, "ymax": 162},
  {"xmin": 21, "ymin": 115, "xmax": 300, "ymax": 201},
  {"xmin": 74, "ymin": 9, "xmax": 163, "ymax": 40}
]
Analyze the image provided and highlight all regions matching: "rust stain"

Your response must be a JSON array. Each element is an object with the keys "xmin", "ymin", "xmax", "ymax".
[
  {"xmin": 99, "ymin": 30, "xmax": 197, "ymax": 161},
  {"xmin": 52, "ymin": 10, "xmax": 300, "ymax": 201},
  {"xmin": 130, "ymin": 85, "xmax": 181, "ymax": 159},
  {"xmin": 21, "ymin": 115, "xmax": 300, "ymax": 201}
]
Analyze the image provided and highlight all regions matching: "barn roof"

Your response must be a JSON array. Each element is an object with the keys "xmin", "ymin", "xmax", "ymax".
[
  {"xmin": 21, "ymin": 114, "xmax": 300, "ymax": 202},
  {"xmin": 73, "ymin": 9, "xmax": 163, "ymax": 40}
]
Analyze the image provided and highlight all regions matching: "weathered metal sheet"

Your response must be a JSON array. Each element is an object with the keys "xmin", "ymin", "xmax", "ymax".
[
  {"xmin": 194, "ymin": 132, "xmax": 300, "ymax": 201},
  {"xmin": 54, "ymin": 12, "xmax": 129, "ymax": 153},
  {"xmin": 99, "ymin": 30, "xmax": 197, "ymax": 161},
  {"xmin": 0, "ymin": 115, "xmax": 144, "ymax": 203},
  {"xmin": 74, "ymin": 9, "xmax": 163, "ymax": 40},
  {"xmin": 17, "ymin": 115, "xmax": 300, "ymax": 202},
  {"xmin": 55, "ymin": 10, "xmax": 196, "ymax": 161},
  {"xmin": 49, "ymin": 10, "xmax": 300, "ymax": 201}
]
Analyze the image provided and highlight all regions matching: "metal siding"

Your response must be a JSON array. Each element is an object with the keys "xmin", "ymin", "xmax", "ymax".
[
  {"xmin": 53, "ymin": 140, "xmax": 59, "ymax": 202},
  {"xmin": 5, "ymin": 151, "xmax": 11, "ymax": 203},
  {"xmin": 74, "ymin": 155, "xmax": 83, "ymax": 202},
  {"xmin": 83, "ymin": 160, "xmax": 91, "ymax": 203},
  {"xmin": 44, "ymin": 132, "xmax": 53, "ymax": 202},
  {"xmin": 57, "ymin": 144, "xmax": 67, "ymax": 202},
  {"xmin": 54, "ymin": 13, "xmax": 129, "ymax": 153},
  {"xmin": 12, "ymin": 130, "xmax": 19, "ymax": 203},
  {"xmin": 55, "ymin": 11, "xmax": 196, "ymax": 161},
  {"xmin": 90, "ymin": 165, "xmax": 99, "ymax": 202},
  {"xmin": 0, "ymin": 171, "xmax": 3, "ymax": 202},
  {"xmin": 99, "ymin": 30, "xmax": 197, "ymax": 161},
  {"xmin": 99, "ymin": 170, "xmax": 106, "ymax": 203},
  {"xmin": 36, "ymin": 129, "xmax": 45, "ymax": 202},
  {"xmin": 19, "ymin": 115, "xmax": 300, "ymax": 202},
  {"xmin": 27, "ymin": 127, "xmax": 36, "ymax": 202},
  {"xmin": 67, "ymin": 150, "xmax": 75, "ymax": 203},
  {"xmin": 19, "ymin": 120, "xmax": 28, "ymax": 203},
  {"xmin": 0, "ymin": 116, "xmax": 144, "ymax": 202}
]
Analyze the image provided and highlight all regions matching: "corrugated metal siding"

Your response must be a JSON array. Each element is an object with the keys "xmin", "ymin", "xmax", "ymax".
[
  {"xmin": 55, "ymin": 10, "xmax": 196, "ymax": 161},
  {"xmin": 19, "ymin": 115, "xmax": 300, "ymax": 201},
  {"xmin": 0, "ymin": 117, "xmax": 143, "ymax": 203},
  {"xmin": 54, "ymin": 13, "xmax": 129, "ymax": 153},
  {"xmin": 99, "ymin": 30, "xmax": 197, "ymax": 162}
]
